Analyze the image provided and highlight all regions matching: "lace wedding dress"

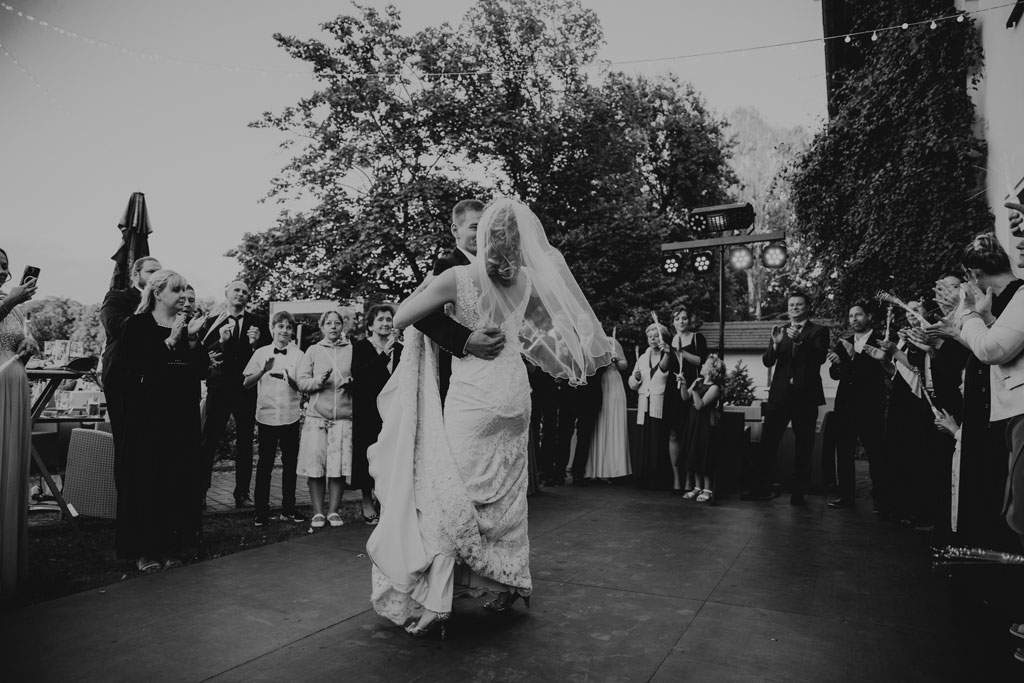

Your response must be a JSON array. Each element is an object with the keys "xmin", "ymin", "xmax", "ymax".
[{"xmin": 368, "ymin": 265, "xmax": 532, "ymax": 625}]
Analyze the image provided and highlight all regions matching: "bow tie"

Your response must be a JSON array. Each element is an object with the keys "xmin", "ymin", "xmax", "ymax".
[{"xmin": 273, "ymin": 348, "xmax": 287, "ymax": 355}]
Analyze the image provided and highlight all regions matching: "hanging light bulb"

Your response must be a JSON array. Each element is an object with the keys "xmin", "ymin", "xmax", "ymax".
[
  {"xmin": 957, "ymin": 14, "xmax": 964, "ymax": 22},
  {"xmin": 844, "ymin": 34, "xmax": 851, "ymax": 43},
  {"xmin": 871, "ymin": 31, "xmax": 879, "ymax": 41},
  {"xmin": 930, "ymin": 20, "xmax": 937, "ymax": 29},
  {"xmin": 901, "ymin": 22, "xmax": 909, "ymax": 29}
]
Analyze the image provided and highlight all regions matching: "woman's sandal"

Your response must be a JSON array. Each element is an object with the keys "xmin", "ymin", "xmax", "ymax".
[
  {"xmin": 310, "ymin": 513, "xmax": 326, "ymax": 528},
  {"xmin": 136, "ymin": 557, "xmax": 162, "ymax": 573},
  {"xmin": 406, "ymin": 611, "xmax": 451, "ymax": 639},
  {"xmin": 1010, "ymin": 623, "xmax": 1024, "ymax": 640},
  {"xmin": 696, "ymin": 489, "xmax": 714, "ymax": 503},
  {"xmin": 681, "ymin": 489, "xmax": 699, "ymax": 500},
  {"xmin": 327, "ymin": 512, "xmax": 344, "ymax": 527},
  {"xmin": 363, "ymin": 512, "xmax": 380, "ymax": 526}
]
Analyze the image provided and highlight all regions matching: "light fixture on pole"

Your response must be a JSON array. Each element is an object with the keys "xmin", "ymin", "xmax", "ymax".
[
  {"xmin": 729, "ymin": 245, "xmax": 754, "ymax": 270},
  {"xmin": 662, "ymin": 253, "xmax": 683, "ymax": 275},
  {"xmin": 691, "ymin": 251, "xmax": 713, "ymax": 274},
  {"xmin": 761, "ymin": 242, "xmax": 789, "ymax": 268}
]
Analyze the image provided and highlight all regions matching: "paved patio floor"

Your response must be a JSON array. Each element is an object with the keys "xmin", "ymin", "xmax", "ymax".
[{"xmin": 4, "ymin": 478, "xmax": 1022, "ymax": 682}]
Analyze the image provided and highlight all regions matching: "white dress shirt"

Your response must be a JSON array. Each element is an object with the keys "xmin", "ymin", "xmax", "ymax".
[{"xmin": 244, "ymin": 343, "xmax": 304, "ymax": 425}]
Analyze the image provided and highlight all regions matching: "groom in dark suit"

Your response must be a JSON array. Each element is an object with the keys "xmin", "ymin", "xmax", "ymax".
[
  {"xmin": 198, "ymin": 280, "xmax": 269, "ymax": 507},
  {"xmin": 742, "ymin": 291, "xmax": 829, "ymax": 505},
  {"xmin": 415, "ymin": 199, "xmax": 506, "ymax": 402}
]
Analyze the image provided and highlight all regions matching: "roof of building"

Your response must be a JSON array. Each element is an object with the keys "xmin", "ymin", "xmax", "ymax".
[{"xmin": 702, "ymin": 320, "xmax": 836, "ymax": 352}]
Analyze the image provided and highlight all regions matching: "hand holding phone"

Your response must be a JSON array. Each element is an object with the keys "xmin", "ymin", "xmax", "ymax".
[
  {"xmin": 21, "ymin": 266, "xmax": 40, "ymax": 285},
  {"xmin": 7, "ymin": 266, "xmax": 39, "ymax": 306}
]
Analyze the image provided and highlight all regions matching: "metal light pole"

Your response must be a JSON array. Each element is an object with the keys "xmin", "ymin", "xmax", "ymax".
[{"xmin": 660, "ymin": 203, "xmax": 786, "ymax": 359}]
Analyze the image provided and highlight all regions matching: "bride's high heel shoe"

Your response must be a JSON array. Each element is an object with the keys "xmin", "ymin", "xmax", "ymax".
[
  {"xmin": 484, "ymin": 590, "xmax": 531, "ymax": 612},
  {"xmin": 405, "ymin": 611, "xmax": 451, "ymax": 639}
]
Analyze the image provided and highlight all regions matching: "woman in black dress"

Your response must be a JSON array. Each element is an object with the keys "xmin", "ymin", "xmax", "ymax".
[
  {"xmin": 351, "ymin": 304, "xmax": 402, "ymax": 525},
  {"xmin": 660, "ymin": 305, "xmax": 708, "ymax": 494},
  {"xmin": 119, "ymin": 270, "xmax": 210, "ymax": 572}
]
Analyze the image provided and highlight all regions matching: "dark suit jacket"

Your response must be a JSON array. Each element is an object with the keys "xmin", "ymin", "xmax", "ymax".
[
  {"xmin": 763, "ymin": 320, "xmax": 829, "ymax": 407},
  {"xmin": 100, "ymin": 286, "xmax": 142, "ymax": 386},
  {"xmin": 904, "ymin": 340, "xmax": 968, "ymax": 423},
  {"xmin": 829, "ymin": 330, "xmax": 889, "ymax": 420},
  {"xmin": 199, "ymin": 310, "xmax": 269, "ymax": 391},
  {"xmin": 414, "ymin": 248, "xmax": 474, "ymax": 400}
]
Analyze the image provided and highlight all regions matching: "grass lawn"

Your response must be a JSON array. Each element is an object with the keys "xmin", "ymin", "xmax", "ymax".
[{"xmin": 19, "ymin": 498, "xmax": 364, "ymax": 607}]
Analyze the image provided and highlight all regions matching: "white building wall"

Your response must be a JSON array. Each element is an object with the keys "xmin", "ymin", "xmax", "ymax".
[{"xmin": 963, "ymin": 0, "xmax": 1024, "ymax": 252}]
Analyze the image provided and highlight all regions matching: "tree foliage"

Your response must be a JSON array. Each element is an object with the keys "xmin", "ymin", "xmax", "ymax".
[
  {"xmin": 241, "ymin": 0, "xmax": 737, "ymax": 348},
  {"xmin": 789, "ymin": 0, "xmax": 987, "ymax": 320}
]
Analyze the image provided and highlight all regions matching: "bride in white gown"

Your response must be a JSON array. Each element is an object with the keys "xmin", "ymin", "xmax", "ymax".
[{"xmin": 367, "ymin": 198, "xmax": 611, "ymax": 638}]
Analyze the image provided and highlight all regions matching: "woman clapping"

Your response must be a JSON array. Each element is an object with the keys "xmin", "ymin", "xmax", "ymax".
[{"xmin": 119, "ymin": 270, "xmax": 210, "ymax": 572}]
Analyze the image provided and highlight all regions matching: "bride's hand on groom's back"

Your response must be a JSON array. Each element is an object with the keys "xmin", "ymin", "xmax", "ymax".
[{"xmin": 466, "ymin": 327, "xmax": 505, "ymax": 361}]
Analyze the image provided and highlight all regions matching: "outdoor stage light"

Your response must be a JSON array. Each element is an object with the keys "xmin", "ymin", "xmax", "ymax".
[
  {"xmin": 690, "ymin": 202, "xmax": 756, "ymax": 233},
  {"xmin": 691, "ymin": 250, "xmax": 714, "ymax": 274},
  {"xmin": 729, "ymin": 245, "xmax": 753, "ymax": 270},
  {"xmin": 662, "ymin": 253, "xmax": 682, "ymax": 276},
  {"xmin": 761, "ymin": 242, "xmax": 789, "ymax": 268}
]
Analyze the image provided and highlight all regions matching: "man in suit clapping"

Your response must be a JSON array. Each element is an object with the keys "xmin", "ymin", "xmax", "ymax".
[
  {"xmin": 742, "ymin": 291, "xmax": 829, "ymax": 505},
  {"xmin": 198, "ymin": 280, "xmax": 269, "ymax": 508}
]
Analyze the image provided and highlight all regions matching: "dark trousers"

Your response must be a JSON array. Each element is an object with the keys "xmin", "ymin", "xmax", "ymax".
[
  {"xmin": 254, "ymin": 421, "xmax": 300, "ymax": 515},
  {"xmin": 755, "ymin": 400, "xmax": 819, "ymax": 496},
  {"xmin": 104, "ymin": 383, "xmax": 127, "ymax": 485},
  {"xmin": 834, "ymin": 408, "xmax": 886, "ymax": 500},
  {"xmin": 530, "ymin": 374, "xmax": 561, "ymax": 483},
  {"xmin": 559, "ymin": 379, "xmax": 604, "ymax": 479},
  {"xmin": 200, "ymin": 386, "xmax": 257, "ymax": 501}
]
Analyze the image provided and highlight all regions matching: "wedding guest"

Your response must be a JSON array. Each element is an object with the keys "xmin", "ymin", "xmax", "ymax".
[
  {"xmin": 953, "ymin": 228, "xmax": 1024, "ymax": 550},
  {"xmin": 0, "ymin": 247, "xmax": 38, "ymax": 601},
  {"xmin": 198, "ymin": 280, "xmax": 269, "ymax": 508},
  {"xmin": 682, "ymin": 355, "xmax": 725, "ymax": 503},
  {"xmin": 741, "ymin": 291, "xmax": 829, "ymax": 506},
  {"xmin": 242, "ymin": 311, "xmax": 306, "ymax": 527},
  {"xmin": 629, "ymin": 322, "xmax": 674, "ymax": 489},
  {"xmin": 662, "ymin": 305, "xmax": 708, "ymax": 494},
  {"xmin": 119, "ymin": 270, "xmax": 210, "ymax": 572},
  {"xmin": 826, "ymin": 303, "xmax": 890, "ymax": 510},
  {"xmin": 585, "ymin": 335, "xmax": 631, "ymax": 480},
  {"xmin": 295, "ymin": 308, "xmax": 355, "ymax": 529},
  {"xmin": 100, "ymin": 255, "xmax": 161, "ymax": 550},
  {"xmin": 352, "ymin": 304, "xmax": 402, "ymax": 525}
]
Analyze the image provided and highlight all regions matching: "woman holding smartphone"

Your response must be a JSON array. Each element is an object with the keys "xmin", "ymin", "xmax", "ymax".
[{"xmin": 0, "ymin": 248, "xmax": 39, "ymax": 601}]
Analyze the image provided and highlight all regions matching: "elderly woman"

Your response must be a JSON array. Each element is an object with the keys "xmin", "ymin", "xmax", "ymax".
[
  {"xmin": 296, "ymin": 308, "xmax": 355, "ymax": 529},
  {"xmin": 119, "ymin": 270, "xmax": 210, "ymax": 572},
  {"xmin": 0, "ymin": 248, "xmax": 39, "ymax": 601},
  {"xmin": 351, "ymin": 304, "xmax": 402, "ymax": 525},
  {"xmin": 629, "ymin": 322, "xmax": 674, "ymax": 489}
]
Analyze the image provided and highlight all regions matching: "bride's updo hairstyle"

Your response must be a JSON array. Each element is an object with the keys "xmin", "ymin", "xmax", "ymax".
[{"xmin": 483, "ymin": 200, "xmax": 523, "ymax": 287}]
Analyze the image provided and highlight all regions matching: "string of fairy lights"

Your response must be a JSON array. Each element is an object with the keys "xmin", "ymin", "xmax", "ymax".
[{"xmin": 0, "ymin": 1, "xmax": 1020, "ymax": 85}]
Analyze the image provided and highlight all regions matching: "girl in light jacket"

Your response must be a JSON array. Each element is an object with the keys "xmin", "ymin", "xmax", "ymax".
[{"xmin": 296, "ymin": 308, "xmax": 355, "ymax": 528}]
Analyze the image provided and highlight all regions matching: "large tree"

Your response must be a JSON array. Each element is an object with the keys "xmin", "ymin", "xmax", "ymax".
[
  {"xmin": 243, "ymin": 0, "xmax": 736, "ymax": 345},
  {"xmin": 789, "ymin": 0, "xmax": 987, "ymax": 320}
]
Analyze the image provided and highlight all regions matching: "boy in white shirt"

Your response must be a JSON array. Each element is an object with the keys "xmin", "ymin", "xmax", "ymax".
[{"xmin": 243, "ymin": 311, "xmax": 305, "ymax": 526}]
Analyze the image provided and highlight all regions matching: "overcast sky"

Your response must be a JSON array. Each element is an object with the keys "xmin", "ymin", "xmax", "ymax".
[{"xmin": 0, "ymin": 0, "xmax": 827, "ymax": 304}]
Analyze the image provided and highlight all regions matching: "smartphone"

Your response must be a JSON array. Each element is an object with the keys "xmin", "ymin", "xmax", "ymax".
[{"xmin": 21, "ymin": 266, "xmax": 40, "ymax": 285}]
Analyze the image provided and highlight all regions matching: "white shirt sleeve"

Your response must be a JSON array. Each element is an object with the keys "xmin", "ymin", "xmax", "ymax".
[
  {"xmin": 960, "ymin": 288, "xmax": 1024, "ymax": 365},
  {"xmin": 243, "ymin": 347, "xmax": 266, "ymax": 377}
]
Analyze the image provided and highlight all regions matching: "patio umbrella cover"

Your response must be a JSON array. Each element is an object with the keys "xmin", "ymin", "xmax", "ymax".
[{"xmin": 109, "ymin": 191, "xmax": 153, "ymax": 291}]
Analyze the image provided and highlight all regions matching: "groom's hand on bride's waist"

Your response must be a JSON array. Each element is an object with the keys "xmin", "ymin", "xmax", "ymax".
[{"xmin": 465, "ymin": 327, "xmax": 505, "ymax": 361}]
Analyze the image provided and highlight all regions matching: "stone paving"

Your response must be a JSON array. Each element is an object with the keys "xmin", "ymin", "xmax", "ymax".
[{"xmin": 6, "ymin": 476, "xmax": 1020, "ymax": 682}]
